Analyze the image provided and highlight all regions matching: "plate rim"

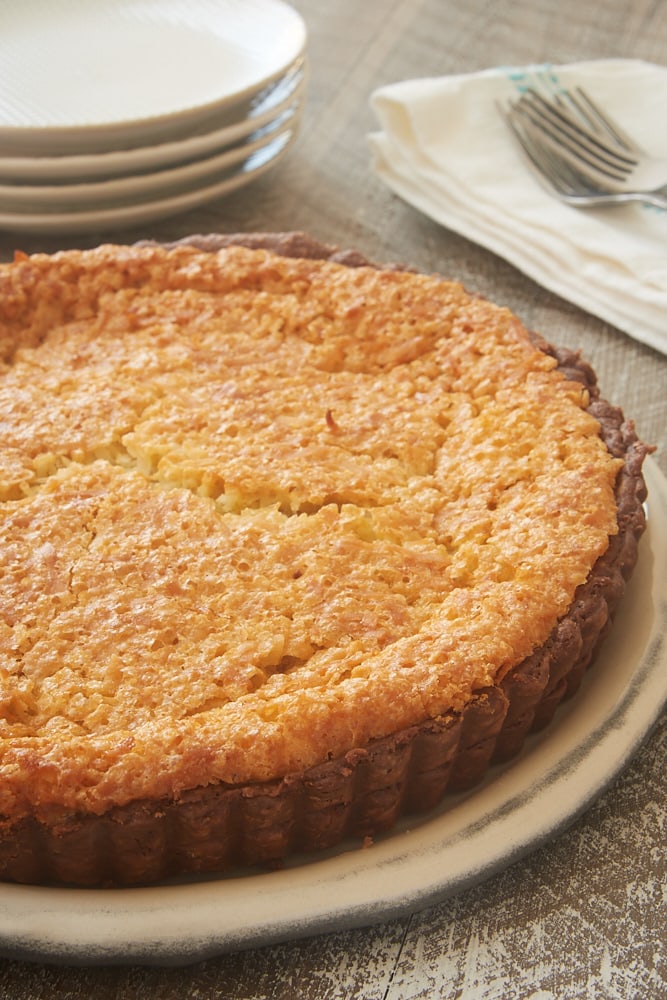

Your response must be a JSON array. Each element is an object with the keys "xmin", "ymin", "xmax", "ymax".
[
  {"xmin": 0, "ymin": 107, "xmax": 302, "ymax": 211},
  {"xmin": 0, "ymin": 456, "xmax": 665, "ymax": 966},
  {"xmin": 0, "ymin": 129, "xmax": 298, "ymax": 236},
  {"xmin": 0, "ymin": 0, "xmax": 307, "ymax": 150},
  {"xmin": 0, "ymin": 65, "xmax": 307, "ymax": 183}
]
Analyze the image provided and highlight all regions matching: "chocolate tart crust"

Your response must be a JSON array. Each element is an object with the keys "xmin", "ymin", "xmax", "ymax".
[{"xmin": 0, "ymin": 233, "xmax": 651, "ymax": 886}]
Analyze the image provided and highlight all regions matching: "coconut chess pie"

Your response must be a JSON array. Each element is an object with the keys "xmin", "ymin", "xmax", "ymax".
[{"xmin": 0, "ymin": 232, "xmax": 649, "ymax": 886}]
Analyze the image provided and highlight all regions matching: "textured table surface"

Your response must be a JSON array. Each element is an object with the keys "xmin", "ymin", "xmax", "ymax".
[{"xmin": 0, "ymin": 0, "xmax": 665, "ymax": 997}]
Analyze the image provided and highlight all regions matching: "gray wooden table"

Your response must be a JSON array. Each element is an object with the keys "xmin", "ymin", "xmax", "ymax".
[{"xmin": 0, "ymin": 1, "xmax": 665, "ymax": 996}]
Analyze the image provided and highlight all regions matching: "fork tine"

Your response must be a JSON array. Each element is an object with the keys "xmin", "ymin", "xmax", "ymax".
[
  {"xmin": 504, "ymin": 100, "xmax": 637, "ymax": 196},
  {"xmin": 501, "ymin": 104, "xmax": 597, "ymax": 198},
  {"xmin": 560, "ymin": 86, "xmax": 638, "ymax": 153},
  {"xmin": 501, "ymin": 106, "xmax": 561, "ymax": 189},
  {"xmin": 515, "ymin": 90, "xmax": 636, "ymax": 169},
  {"xmin": 511, "ymin": 93, "xmax": 635, "ymax": 180},
  {"xmin": 499, "ymin": 87, "xmax": 667, "ymax": 209},
  {"xmin": 529, "ymin": 73, "xmax": 641, "ymax": 154}
]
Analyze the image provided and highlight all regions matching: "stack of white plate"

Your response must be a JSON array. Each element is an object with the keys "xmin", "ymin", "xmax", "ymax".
[{"xmin": 0, "ymin": 0, "xmax": 307, "ymax": 235}]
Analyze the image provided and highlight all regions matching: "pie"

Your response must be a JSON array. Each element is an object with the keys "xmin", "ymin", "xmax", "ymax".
[{"xmin": 0, "ymin": 232, "xmax": 650, "ymax": 885}]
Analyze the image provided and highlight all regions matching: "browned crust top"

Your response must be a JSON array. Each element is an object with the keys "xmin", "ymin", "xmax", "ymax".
[{"xmin": 0, "ymin": 233, "xmax": 650, "ymax": 887}]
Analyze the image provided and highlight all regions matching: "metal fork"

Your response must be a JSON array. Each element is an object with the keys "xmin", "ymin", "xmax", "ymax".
[{"xmin": 500, "ymin": 84, "xmax": 667, "ymax": 209}]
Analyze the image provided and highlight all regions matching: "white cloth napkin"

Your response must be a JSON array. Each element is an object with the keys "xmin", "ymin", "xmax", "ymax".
[{"xmin": 369, "ymin": 59, "xmax": 667, "ymax": 356}]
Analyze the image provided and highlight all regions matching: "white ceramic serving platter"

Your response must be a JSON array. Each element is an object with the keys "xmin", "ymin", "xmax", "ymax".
[
  {"xmin": 0, "ymin": 128, "xmax": 298, "ymax": 235},
  {"xmin": 0, "ymin": 0, "xmax": 307, "ymax": 155},
  {"xmin": 0, "ymin": 63, "xmax": 307, "ymax": 183},
  {"xmin": 0, "ymin": 106, "xmax": 302, "ymax": 213},
  {"xmin": 0, "ymin": 457, "xmax": 665, "ymax": 967}
]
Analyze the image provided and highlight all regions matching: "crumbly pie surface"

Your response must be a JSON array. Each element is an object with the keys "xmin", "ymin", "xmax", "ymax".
[{"xmin": 0, "ymin": 233, "xmax": 649, "ymax": 885}]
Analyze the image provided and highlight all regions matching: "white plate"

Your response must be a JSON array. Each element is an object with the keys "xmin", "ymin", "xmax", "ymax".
[
  {"xmin": 0, "ymin": 128, "xmax": 298, "ymax": 236},
  {"xmin": 0, "ymin": 0, "xmax": 307, "ymax": 154},
  {"xmin": 0, "ymin": 457, "xmax": 665, "ymax": 966},
  {"xmin": 0, "ymin": 106, "xmax": 302, "ymax": 212},
  {"xmin": 0, "ymin": 62, "xmax": 306, "ymax": 183}
]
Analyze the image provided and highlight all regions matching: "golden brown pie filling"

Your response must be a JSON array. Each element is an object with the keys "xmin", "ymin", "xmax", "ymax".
[{"xmin": 0, "ymin": 234, "xmax": 649, "ymax": 884}]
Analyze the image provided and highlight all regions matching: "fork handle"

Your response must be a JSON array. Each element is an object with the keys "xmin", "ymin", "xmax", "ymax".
[{"xmin": 645, "ymin": 187, "xmax": 667, "ymax": 210}]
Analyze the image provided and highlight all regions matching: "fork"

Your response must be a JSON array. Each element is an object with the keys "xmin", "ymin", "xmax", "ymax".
[{"xmin": 501, "ymin": 84, "xmax": 667, "ymax": 210}]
